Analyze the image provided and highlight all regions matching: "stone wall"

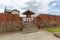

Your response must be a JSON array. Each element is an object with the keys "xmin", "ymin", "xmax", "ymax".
[{"xmin": 0, "ymin": 21, "xmax": 23, "ymax": 32}]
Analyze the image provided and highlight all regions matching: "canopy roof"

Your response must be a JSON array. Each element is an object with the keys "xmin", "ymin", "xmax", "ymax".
[{"xmin": 22, "ymin": 10, "xmax": 35, "ymax": 15}]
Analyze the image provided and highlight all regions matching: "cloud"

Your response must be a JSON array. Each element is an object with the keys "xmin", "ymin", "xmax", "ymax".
[
  {"xmin": 37, "ymin": 0, "xmax": 55, "ymax": 13},
  {"xmin": 51, "ymin": 3, "xmax": 57, "ymax": 6},
  {"xmin": 48, "ymin": 0, "xmax": 60, "ymax": 15},
  {"xmin": 21, "ymin": 0, "xmax": 56, "ymax": 15},
  {"xmin": 0, "ymin": 0, "xmax": 60, "ymax": 16},
  {"xmin": 49, "ymin": 9, "xmax": 60, "ymax": 15},
  {"xmin": 0, "ymin": 0, "xmax": 30, "ymax": 12}
]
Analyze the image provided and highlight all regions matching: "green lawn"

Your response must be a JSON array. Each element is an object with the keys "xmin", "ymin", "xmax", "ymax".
[{"xmin": 45, "ymin": 27, "xmax": 60, "ymax": 32}]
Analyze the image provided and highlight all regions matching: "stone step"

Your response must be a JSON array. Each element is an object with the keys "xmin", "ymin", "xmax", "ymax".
[{"xmin": 22, "ymin": 22, "xmax": 38, "ymax": 33}]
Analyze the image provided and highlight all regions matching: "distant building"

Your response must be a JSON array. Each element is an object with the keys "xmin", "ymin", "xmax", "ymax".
[
  {"xmin": 11, "ymin": 9, "xmax": 20, "ymax": 14},
  {"xmin": 4, "ymin": 7, "xmax": 20, "ymax": 14},
  {"xmin": 2, "ymin": 7, "xmax": 22, "ymax": 22},
  {"xmin": 4, "ymin": 7, "xmax": 11, "ymax": 14}
]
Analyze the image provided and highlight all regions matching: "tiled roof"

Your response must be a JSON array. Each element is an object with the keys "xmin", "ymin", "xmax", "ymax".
[{"xmin": 22, "ymin": 10, "xmax": 35, "ymax": 15}]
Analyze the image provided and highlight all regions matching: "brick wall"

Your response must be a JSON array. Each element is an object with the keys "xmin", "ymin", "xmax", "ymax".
[
  {"xmin": 34, "ymin": 14, "xmax": 60, "ymax": 22},
  {"xmin": 0, "ymin": 13, "xmax": 22, "ymax": 22},
  {"xmin": 0, "ymin": 13, "xmax": 23, "ymax": 32}
]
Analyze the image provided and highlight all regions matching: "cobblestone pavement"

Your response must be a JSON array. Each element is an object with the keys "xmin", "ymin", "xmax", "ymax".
[{"xmin": 0, "ymin": 30, "xmax": 60, "ymax": 40}]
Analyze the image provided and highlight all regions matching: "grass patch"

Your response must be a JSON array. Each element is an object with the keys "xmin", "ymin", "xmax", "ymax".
[{"xmin": 45, "ymin": 27, "xmax": 60, "ymax": 32}]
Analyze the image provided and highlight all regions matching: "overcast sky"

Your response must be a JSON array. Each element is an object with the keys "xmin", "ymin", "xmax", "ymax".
[{"xmin": 0, "ymin": 0, "xmax": 60, "ymax": 16}]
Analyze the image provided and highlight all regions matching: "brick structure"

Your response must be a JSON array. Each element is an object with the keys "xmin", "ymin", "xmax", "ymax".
[
  {"xmin": 34, "ymin": 14, "xmax": 60, "ymax": 22},
  {"xmin": 0, "ymin": 13, "xmax": 22, "ymax": 22},
  {"xmin": 0, "ymin": 8, "xmax": 23, "ymax": 32}
]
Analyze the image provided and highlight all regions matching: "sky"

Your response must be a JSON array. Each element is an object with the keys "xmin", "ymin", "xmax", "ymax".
[{"xmin": 0, "ymin": 0, "xmax": 60, "ymax": 16}]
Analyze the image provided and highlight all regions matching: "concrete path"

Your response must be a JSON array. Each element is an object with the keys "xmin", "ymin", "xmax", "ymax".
[{"xmin": 0, "ymin": 30, "xmax": 60, "ymax": 40}]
